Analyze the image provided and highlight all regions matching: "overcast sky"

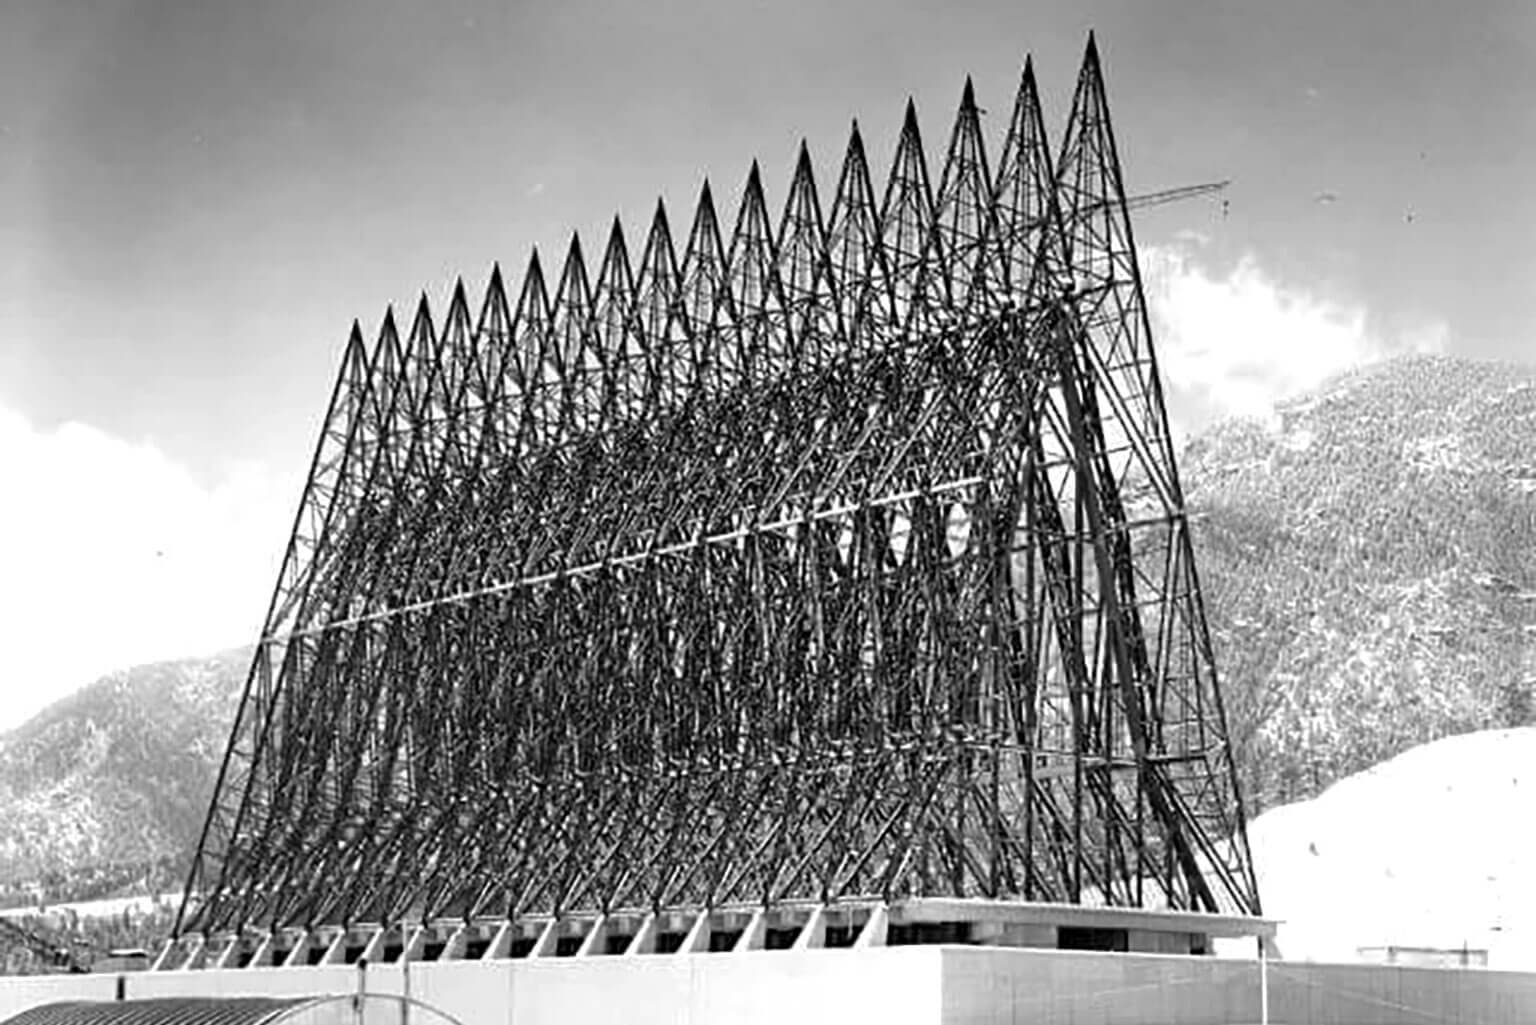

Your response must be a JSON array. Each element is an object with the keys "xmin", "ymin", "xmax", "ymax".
[{"xmin": 1, "ymin": 0, "xmax": 1532, "ymax": 728}]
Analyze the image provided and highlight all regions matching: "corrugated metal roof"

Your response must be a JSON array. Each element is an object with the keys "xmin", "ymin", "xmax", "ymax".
[{"xmin": 0, "ymin": 998, "xmax": 318, "ymax": 1025}]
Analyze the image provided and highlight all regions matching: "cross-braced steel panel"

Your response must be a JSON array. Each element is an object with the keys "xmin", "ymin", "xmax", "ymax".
[{"xmin": 177, "ymin": 35, "xmax": 1261, "ymax": 938}]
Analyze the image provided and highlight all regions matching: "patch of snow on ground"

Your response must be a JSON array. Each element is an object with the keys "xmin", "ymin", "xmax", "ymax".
[
  {"xmin": 1225, "ymin": 728, "xmax": 1536, "ymax": 968},
  {"xmin": 1280, "ymin": 427, "xmax": 1315, "ymax": 453},
  {"xmin": 0, "ymin": 892, "xmax": 178, "ymax": 921},
  {"xmin": 1403, "ymin": 433, "xmax": 1477, "ymax": 474}
]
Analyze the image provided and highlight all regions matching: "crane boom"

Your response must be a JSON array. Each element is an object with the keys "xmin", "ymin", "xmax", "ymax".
[
  {"xmin": 1124, "ymin": 179, "xmax": 1230, "ymax": 212},
  {"xmin": 1044, "ymin": 179, "xmax": 1228, "ymax": 232}
]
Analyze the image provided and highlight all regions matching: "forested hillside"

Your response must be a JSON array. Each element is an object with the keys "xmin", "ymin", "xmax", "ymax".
[
  {"xmin": 0, "ymin": 648, "xmax": 248, "ymax": 908},
  {"xmin": 1189, "ymin": 355, "xmax": 1536, "ymax": 814}
]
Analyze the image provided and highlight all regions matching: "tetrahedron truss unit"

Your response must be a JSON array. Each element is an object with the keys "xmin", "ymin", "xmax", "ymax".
[{"xmin": 178, "ymin": 35, "xmax": 1261, "ymax": 940}]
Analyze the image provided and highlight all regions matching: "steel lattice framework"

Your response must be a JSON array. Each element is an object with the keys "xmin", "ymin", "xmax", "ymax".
[{"xmin": 178, "ymin": 37, "xmax": 1260, "ymax": 938}]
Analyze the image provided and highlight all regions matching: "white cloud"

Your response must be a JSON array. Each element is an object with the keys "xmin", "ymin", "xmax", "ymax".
[
  {"xmin": 0, "ymin": 406, "xmax": 294, "ymax": 731},
  {"xmin": 1141, "ymin": 243, "xmax": 1446, "ymax": 436}
]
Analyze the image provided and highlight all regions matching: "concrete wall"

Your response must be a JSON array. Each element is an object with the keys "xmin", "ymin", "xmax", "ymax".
[
  {"xmin": 1266, "ymin": 959, "xmax": 1536, "ymax": 1024},
  {"xmin": 942, "ymin": 947, "xmax": 1256, "ymax": 1024},
  {"xmin": 2, "ymin": 948, "xmax": 943, "ymax": 1025},
  {"xmin": 6, "ymin": 947, "xmax": 1536, "ymax": 1025},
  {"xmin": 940, "ymin": 946, "xmax": 1536, "ymax": 1024}
]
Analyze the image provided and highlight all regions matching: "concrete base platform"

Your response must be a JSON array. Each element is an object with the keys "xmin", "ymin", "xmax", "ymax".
[
  {"xmin": 6, "ymin": 943, "xmax": 1536, "ymax": 1025},
  {"xmin": 148, "ymin": 898, "xmax": 1279, "ymax": 972}
]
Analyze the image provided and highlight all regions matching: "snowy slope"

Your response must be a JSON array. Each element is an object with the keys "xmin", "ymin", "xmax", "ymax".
[{"xmin": 1236, "ymin": 727, "xmax": 1536, "ymax": 968}]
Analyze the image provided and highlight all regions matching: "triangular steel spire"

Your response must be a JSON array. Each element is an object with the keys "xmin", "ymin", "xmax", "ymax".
[
  {"xmin": 827, "ymin": 118, "xmax": 892, "ymax": 340},
  {"xmin": 552, "ymin": 231, "xmax": 593, "ymax": 376},
  {"xmin": 680, "ymin": 178, "xmax": 730, "ymax": 344},
  {"xmin": 476, "ymin": 263, "xmax": 514, "ymax": 404},
  {"xmin": 777, "ymin": 139, "xmax": 838, "ymax": 359},
  {"xmin": 510, "ymin": 247, "xmax": 550, "ymax": 395},
  {"xmin": 993, "ymin": 54, "xmax": 1061, "ymax": 300},
  {"xmin": 932, "ymin": 75, "xmax": 996, "ymax": 312}
]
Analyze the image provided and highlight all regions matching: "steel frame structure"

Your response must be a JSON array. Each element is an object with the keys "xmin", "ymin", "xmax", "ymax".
[{"xmin": 178, "ymin": 36, "xmax": 1260, "ymax": 939}]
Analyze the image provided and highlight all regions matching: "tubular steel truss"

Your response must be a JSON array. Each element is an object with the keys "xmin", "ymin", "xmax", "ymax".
[{"xmin": 178, "ymin": 36, "xmax": 1260, "ymax": 938}]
